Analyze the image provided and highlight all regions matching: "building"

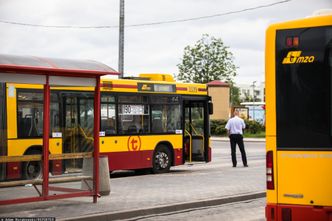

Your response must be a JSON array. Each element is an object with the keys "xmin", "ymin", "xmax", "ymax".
[
  {"xmin": 238, "ymin": 81, "xmax": 265, "ymax": 102},
  {"xmin": 207, "ymin": 80, "xmax": 230, "ymax": 120}
]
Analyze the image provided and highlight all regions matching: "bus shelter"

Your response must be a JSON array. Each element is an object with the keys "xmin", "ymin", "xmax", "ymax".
[{"xmin": 0, "ymin": 54, "xmax": 118, "ymax": 205}]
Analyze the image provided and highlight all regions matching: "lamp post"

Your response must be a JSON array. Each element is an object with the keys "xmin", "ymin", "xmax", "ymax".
[
  {"xmin": 251, "ymin": 81, "xmax": 256, "ymax": 121},
  {"xmin": 118, "ymin": 0, "xmax": 125, "ymax": 78}
]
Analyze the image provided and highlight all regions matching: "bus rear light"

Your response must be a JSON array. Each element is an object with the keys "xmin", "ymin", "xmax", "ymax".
[
  {"xmin": 286, "ymin": 37, "xmax": 293, "ymax": 47},
  {"xmin": 267, "ymin": 168, "xmax": 272, "ymax": 174},
  {"xmin": 293, "ymin": 37, "xmax": 299, "ymax": 47},
  {"xmin": 266, "ymin": 151, "xmax": 274, "ymax": 190},
  {"xmin": 286, "ymin": 36, "xmax": 299, "ymax": 48}
]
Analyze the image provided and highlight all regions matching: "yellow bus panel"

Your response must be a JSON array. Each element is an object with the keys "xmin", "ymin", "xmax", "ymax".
[
  {"xmin": 8, "ymin": 138, "xmax": 62, "ymax": 156},
  {"xmin": 277, "ymin": 151, "xmax": 332, "ymax": 206}
]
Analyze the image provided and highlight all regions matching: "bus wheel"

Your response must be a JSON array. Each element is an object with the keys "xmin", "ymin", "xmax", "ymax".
[
  {"xmin": 152, "ymin": 145, "xmax": 172, "ymax": 174},
  {"xmin": 23, "ymin": 150, "xmax": 42, "ymax": 180}
]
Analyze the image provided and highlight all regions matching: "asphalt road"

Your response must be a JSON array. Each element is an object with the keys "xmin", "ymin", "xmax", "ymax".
[
  {"xmin": 210, "ymin": 140, "xmax": 265, "ymax": 167},
  {"xmin": 131, "ymin": 140, "xmax": 267, "ymax": 221},
  {"xmin": 105, "ymin": 140, "xmax": 267, "ymax": 221}
]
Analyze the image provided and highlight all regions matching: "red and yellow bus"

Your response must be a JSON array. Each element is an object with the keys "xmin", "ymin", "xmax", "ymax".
[
  {"xmin": 265, "ymin": 13, "xmax": 332, "ymax": 220},
  {"xmin": 0, "ymin": 55, "xmax": 212, "ymax": 181}
]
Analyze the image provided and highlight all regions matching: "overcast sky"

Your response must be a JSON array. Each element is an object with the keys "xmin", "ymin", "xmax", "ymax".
[{"xmin": 0, "ymin": 0, "xmax": 331, "ymax": 85}]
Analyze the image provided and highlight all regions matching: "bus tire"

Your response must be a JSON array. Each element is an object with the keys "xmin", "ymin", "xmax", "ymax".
[
  {"xmin": 152, "ymin": 145, "xmax": 172, "ymax": 174},
  {"xmin": 22, "ymin": 149, "xmax": 42, "ymax": 180}
]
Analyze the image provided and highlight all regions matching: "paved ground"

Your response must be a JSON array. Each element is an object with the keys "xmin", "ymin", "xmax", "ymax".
[
  {"xmin": 122, "ymin": 198, "xmax": 266, "ymax": 221},
  {"xmin": 0, "ymin": 140, "xmax": 266, "ymax": 220}
]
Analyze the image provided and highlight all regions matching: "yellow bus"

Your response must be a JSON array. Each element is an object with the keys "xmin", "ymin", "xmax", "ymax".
[
  {"xmin": 265, "ymin": 13, "xmax": 332, "ymax": 220},
  {"xmin": 0, "ymin": 67, "xmax": 212, "ymax": 180}
]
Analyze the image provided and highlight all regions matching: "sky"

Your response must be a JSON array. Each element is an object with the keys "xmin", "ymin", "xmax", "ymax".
[{"xmin": 0, "ymin": 0, "xmax": 331, "ymax": 85}]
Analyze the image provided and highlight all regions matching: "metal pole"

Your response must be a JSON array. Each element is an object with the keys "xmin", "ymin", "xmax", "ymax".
[
  {"xmin": 252, "ymin": 81, "xmax": 256, "ymax": 121},
  {"xmin": 42, "ymin": 75, "xmax": 50, "ymax": 198},
  {"xmin": 93, "ymin": 76, "xmax": 101, "ymax": 203},
  {"xmin": 118, "ymin": 0, "xmax": 125, "ymax": 78}
]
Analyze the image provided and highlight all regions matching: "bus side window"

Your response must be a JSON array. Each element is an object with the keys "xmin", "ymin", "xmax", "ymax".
[
  {"xmin": 127, "ymin": 125, "xmax": 137, "ymax": 134},
  {"xmin": 101, "ymin": 96, "xmax": 116, "ymax": 136},
  {"xmin": 103, "ymin": 119, "xmax": 116, "ymax": 135},
  {"xmin": 152, "ymin": 119, "xmax": 163, "ymax": 133},
  {"xmin": 17, "ymin": 90, "xmax": 44, "ymax": 138},
  {"xmin": 151, "ymin": 104, "xmax": 181, "ymax": 133},
  {"xmin": 17, "ymin": 112, "xmax": 30, "ymax": 137},
  {"xmin": 118, "ymin": 103, "xmax": 150, "ymax": 134}
]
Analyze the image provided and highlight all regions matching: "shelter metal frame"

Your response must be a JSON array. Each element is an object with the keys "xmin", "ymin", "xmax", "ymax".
[{"xmin": 0, "ymin": 54, "xmax": 118, "ymax": 205}]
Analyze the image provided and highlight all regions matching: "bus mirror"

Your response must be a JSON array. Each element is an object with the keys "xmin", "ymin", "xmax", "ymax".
[{"xmin": 208, "ymin": 102, "xmax": 213, "ymax": 115}]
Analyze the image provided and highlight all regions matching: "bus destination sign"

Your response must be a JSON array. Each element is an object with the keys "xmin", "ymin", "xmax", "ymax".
[{"xmin": 138, "ymin": 83, "xmax": 176, "ymax": 93}]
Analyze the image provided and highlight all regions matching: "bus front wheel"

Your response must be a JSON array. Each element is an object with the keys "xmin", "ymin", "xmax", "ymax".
[
  {"xmin": 22, "ymin": 150, "xmax": 42, "ymax": 180},
  {"xmin": 152, "ymin": 145, "xmax": 172, "ymax": 174}
]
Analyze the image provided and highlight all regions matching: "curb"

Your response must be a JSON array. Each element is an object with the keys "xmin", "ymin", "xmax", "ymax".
[
  {"xmin": 211, "ymin": 137, "xmax": 266, "ymax": 142},
  {"xmin": 60, "ymin": 192, "xmax": 266, "ymax": 221}
]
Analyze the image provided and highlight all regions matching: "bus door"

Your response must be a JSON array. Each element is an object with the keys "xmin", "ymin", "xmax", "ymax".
[
  {"xmin": 183, "ymin": 98, "xmax": 210, "ymax": 162},
  {"xmin": 0, "ymin": 83, "xmax": 6, "ymax": 180},
  {"xmin": 62, "ymin": 93, "xmax": 94, "ymax": 172}
]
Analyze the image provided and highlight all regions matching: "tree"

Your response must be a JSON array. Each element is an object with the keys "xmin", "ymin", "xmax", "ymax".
[
  {"xmin": 240, "ymin": 92, "xmax": 262, "ymax": 103},
  {"xmin": 230, "ymin": 84, "xmax": 241, "ymax": 106},
  {"xmin": 177, "ymin": 34, "xmax": 237, "ymax": 84},
  {"xmin": 241, "ymin": 92, "xmax": 254, "ymax": 102}
]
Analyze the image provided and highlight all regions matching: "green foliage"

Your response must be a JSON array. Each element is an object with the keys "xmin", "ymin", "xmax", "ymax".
[
  {"xmin": 241, "ymin": 92, "xmax": 254, "ymax": 102},
  {"xmin": 230, "ymin": 84, "xmax": 241, "ymax": 106},
  {"xmin": 244, "ymin": 120, "xmax": 265, "ymax": 134},
  {"xmin": 177, "ymin": 34, "xmax": 237, "ymax": 84},
  {"xmin": 215, "ymin": 125, "xmax": 227, "ymax": 136},
  {"xmin": 210, "ymin": 119, "xmax": 227, "ymax": 136},
  {"xmin": 210, "ymin": 119, "xmax": 265, "ymax": 136}
]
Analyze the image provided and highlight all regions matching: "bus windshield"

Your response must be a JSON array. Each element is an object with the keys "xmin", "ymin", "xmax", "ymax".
[{"xmin": 276, "ymin": 25, "xmax": 332, "ymax": 148}]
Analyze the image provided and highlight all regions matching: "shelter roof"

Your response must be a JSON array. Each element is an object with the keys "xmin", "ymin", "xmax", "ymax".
[{"xmin": 0, "ymin": 54, "xmax": 118, "ymax": 77}]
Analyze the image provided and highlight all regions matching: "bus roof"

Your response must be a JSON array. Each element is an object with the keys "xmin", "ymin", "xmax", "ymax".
[
  {"xmin": 0, "ymin": 54, "xmax": 118, "ymax": 77},
  {"xmin": 267, "ymin": 13, "xmax": 332, "ymax": 31},
  {"xmin": 101, "ymin": 75, "xmax": 208, "ymax": 95}
]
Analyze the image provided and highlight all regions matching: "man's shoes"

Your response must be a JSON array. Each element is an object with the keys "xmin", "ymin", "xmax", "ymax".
[
  {"xmin": 232, "ymin": 165, "xmax": 236, "ymax": 167},
  {"xmin": 244, "ymin": 165, "xmax": 248, "ymax": 167}
]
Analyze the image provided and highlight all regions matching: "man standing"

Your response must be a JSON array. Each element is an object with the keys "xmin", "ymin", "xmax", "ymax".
[{"xmin": 225, "ymin": 110, "xmax": 248, "ymax": 167}]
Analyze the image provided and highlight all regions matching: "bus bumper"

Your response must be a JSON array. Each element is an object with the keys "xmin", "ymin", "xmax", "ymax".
[{"xmin": 266, "ymin": 203, "xmax": 332, "ymax": 221}]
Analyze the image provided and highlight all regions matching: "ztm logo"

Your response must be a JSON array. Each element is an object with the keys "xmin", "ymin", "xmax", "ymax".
[
  {"xmin": 141, "ymin": 84, "xmax": 152, "ymax": 91},
  {"xmin": 282, "ymin": 51, "xmax": 315, "ymax": 64},
  {"xmin": 127, "ymin": 136, "xmax": 141, "ymax": 151}
]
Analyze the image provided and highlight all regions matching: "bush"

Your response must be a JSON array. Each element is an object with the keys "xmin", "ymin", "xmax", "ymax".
[
  {"xmin": 215, "ymin": 125, "xmax": 227, "ymax": 136},
  {"xmin": 210, "ymin": 119, "xmax": 227, "ymax": 135},
  {"xmin": 210, "ymin": 119, "xmax": 265, "ymax": 136},
  {"xmin": 244, "ymin": 120, "xmax": 265, "ymax": 134}
]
